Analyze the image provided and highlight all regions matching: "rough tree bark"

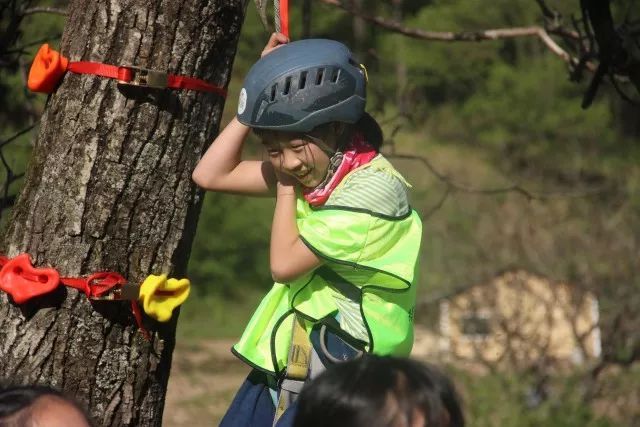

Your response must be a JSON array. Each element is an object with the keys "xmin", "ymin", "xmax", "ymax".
[{"xmin": 0, "ymin": 0, "xmax": 245, "ymax": 425}]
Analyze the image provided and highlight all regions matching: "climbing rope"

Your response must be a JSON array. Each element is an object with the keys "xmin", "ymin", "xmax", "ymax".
[{"xmin": 274, "ymin": 0, "xmax": 289, "ymax": 38}]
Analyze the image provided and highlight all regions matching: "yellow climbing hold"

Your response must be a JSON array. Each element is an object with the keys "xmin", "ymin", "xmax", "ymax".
[{"xmin": 139, "ymin": 274, "xmax": 191, "ymax": 322}]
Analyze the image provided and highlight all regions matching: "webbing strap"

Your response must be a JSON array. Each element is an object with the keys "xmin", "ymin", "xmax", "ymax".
[
  {"xmin": 68, "ymin": 62, "xmax": 124, "ymax": 80},
  {"xmin": 274, "ymin": 314, "xmax": 311, "ymax": 423},
  {"xmin": 316, "ymin": 266, "xmax": 362, "ymax": 303},
  {"xmin": 27, "ymin": 43, "xmax": 226, "ymax": 96},
  {"xmin": 67, "ymin": 61, "xmax": 227, "ymax": 96}
]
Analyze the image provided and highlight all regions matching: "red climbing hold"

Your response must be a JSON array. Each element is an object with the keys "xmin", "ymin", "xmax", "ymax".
[{"xmin": 0, "ymin": 253, "xmax": 60, "ymax": 304}]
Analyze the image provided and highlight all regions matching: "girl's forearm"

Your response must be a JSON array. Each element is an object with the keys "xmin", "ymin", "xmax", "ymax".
[
  {"xmin": 193, "ymin": 117, "xmax": 248, "ymax": 182},
  {"xmin": 192, "ymin": 118, "xmax": 275, "ymax": 194},
  {"xmin": 270, "ymin": 185, "xmax": 321, "ymax": 282}
]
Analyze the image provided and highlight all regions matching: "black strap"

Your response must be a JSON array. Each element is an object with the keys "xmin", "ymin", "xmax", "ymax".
[{"xmin": 316, "ymin": 266, "xmax": 362, "ymax": 303}]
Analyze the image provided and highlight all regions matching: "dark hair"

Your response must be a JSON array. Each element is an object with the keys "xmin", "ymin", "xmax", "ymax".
[
  {"xmin": 293, "ymin": 355, "xmax": 464, "ymax": 427},
  {"xmin": 0, "ymin": 385, "xmax": 90, "ymax": 427},
  {"xmin": 355, "ymin": 112, "xmax": 383, "ymax": 151}
]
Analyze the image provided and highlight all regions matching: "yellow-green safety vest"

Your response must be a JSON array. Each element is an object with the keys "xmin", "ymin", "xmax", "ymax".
[{"xmin": 232, "ymin": 156, "xmax": 423, "ymax": 375}]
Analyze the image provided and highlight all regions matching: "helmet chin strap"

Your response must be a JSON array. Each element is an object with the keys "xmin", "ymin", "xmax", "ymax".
[
  {"xmin": 304, "ymin": 122, "xmax": 351, "ymax": 156},
  {"xmin": 303, "ymin": 133, "xmax": 337, "ymax": 156}
]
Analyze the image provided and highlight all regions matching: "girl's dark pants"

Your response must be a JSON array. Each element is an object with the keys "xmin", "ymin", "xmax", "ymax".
[{"xmin": 219, "ymin": 370, "xmax": 297, "ymax": 427}]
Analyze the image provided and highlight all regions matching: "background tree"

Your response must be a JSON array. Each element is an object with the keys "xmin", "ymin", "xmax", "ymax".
[{"xmin": 0, "ymin": 0, "xmax": 245, "ymax": 425}]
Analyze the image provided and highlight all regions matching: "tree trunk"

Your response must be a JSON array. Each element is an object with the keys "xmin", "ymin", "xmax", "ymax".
[{"xmin": 0, "ymin": 0, "xmax": 245, "ymax": 425}]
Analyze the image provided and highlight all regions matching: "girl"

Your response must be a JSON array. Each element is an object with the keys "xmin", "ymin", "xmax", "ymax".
[{"xmin": 192, "ymin": 33, "xmax": 423, "ymax": 426}]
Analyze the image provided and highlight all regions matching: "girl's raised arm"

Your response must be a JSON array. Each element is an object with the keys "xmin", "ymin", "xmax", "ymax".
[
  {"xmin": 192, "ymin": 117, "xmax": 277, "ymax": 195},
  {"xmin": 192, "ymin": 33, "xmax": 289, "ymax": 196}
]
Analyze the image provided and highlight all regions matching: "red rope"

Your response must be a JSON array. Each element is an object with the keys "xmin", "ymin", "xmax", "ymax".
[{"xmin": 131, "ymin": 301, "xmax": 151, "ymax": 341}]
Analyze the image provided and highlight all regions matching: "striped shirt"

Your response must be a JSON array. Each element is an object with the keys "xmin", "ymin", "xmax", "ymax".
[{"xmin": 324, "ymin": 154, "xmax": 411, "ymax": 342}]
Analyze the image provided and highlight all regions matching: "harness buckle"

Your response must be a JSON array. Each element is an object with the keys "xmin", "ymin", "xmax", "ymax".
[{"xmin": 118, "ymin": 66, "xmax": 168, "ymax": 89}]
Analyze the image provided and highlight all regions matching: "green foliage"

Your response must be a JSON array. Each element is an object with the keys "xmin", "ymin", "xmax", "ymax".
[
  {"xmin": 0, "ymin": 3, "xmax": 65, "ymax": 231},
  {"xmin": 0, "ymin": 2, "xmax": 64, "ymax": 128},
  {"xmin": 453, "ymin": 370, "xmax": 617, "ymax": 427},
  {"xmin": 177, "ymin": 286, "xmax": 266, "ymax": 339},
  {"xmin": 187, "ymin": 192, "xmax": 273, "ymax": 297}
]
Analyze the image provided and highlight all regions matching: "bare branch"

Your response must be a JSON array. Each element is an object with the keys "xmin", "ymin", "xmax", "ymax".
[
  {"xmin": 421, "ymin": 186, "xmax": 450, "ymax": 220},
  {"xmin": 318, "ymin": 0, "xmax": 581, "ymax": 67},
  {"xmin": 386, "ymin": 153, "xmax": 608, "ymax": 200},
  {"xmin": 5, "ymin": 34, "xmax": 63, "ymax": 55},
  {"xmin": 22, "ymin": 7, "xmax": 68, "ymax": 17},
  {"xmin": 535, "ymin": 0, "xmax": 559, "ymax": 21},
  {"xmin": 0, "ymin": 125, "xmax": 35, "ymax": 149}
]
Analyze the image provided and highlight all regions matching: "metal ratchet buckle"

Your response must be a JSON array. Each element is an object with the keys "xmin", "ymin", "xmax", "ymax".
[
  {"xmin": 91, "ymin": 283, "xmax": 140, "ymax": 301},
  {"xmin": 118, "ymin": 66, "xmax": 168, "ymax": 89}
]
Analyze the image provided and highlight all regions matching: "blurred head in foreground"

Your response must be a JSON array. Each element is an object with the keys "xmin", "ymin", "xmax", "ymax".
[
  {"xmin": 294, "ymin": 355, "xmax": 464, "ymax": 427},
  {"xmin": 0, "ymin": 385, "xmax": 91, "ymax": 427}
]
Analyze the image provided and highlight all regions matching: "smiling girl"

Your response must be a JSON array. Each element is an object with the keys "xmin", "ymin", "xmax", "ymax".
[{"xmin": 192, "ymin": 33, "xmax": 423, "ymax": 426}]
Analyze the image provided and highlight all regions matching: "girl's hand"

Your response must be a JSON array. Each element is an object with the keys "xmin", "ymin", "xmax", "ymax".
[
  {"xmin": 274, "ymin": 169, "xmax": 298, "ymax": 193},
  {"xmin": 261, "ymin": 32, "xmax": 289, "ymax": 58}
]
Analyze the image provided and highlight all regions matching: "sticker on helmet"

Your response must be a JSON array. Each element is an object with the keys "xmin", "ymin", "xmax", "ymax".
[{"xmin": 238, "ymin": 88, "xmax": 247, "ymax": 115}]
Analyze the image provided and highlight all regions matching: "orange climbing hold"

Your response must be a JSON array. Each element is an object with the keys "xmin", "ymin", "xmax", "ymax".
[{"xmin": 27, "ymin": 44, "xmax": 69, "ymax": 94}]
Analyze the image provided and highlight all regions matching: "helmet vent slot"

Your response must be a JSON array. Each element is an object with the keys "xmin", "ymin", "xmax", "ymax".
[
  {"xmin": 315, "ymin": 68, "xmax": 324, "ymax": 85},
  {"xmin": 283, "ymin": 76, "xmax": 292, "ymax": 95},
  {"xmin": 299, "ymin": 71, "xmax": 307, "ymax": 89},
  {"xmin": 270, "ymin": 84, "xmax": 277, "ymax": 101},
  {"xmin": 331, "ymin": 69, "xmax": 340, "ymax": 83}
]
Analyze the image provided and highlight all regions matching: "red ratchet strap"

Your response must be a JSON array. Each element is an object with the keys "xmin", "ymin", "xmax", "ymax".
[
  {"xmin": 60, "ymin": 271, "xmax": 150, "ymax": 340},
  {"xmin": 68, "ymin": 62, "xmax": 227, "ymax": 97},
  {"xmin": 279, "ymin": 0, "xmax": 290, "ymax": 38},
  {"xmin": 60, "ymin": 272, "xmax": 127, "ymax": 298},
  {"xmin": 27, "ymin": 44, "xmax": 227, "ymax": 97},
  {"xmin": 0, "ymin": 254, "xmax": 150, "ymax": 340},
  {"xmin": 131, "ymin": 302, "xmax": 151, "ymax": 340}
]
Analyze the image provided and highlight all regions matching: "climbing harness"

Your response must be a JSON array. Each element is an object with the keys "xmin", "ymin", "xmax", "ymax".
[
  {"xmin": 273, "ymin": 268, "xmax": 366, "ymax": 422},
  {"xmin": 273, "ymin": 315, "xmax": 366, "ymax": 423},
  {"xmin": 0, "ymin": 253, "xmax": 190, "ymax": 339},
  {"xmin": 274, "ymin": 314, "xmax": 311, "ymax": 424},
  {"xmin": 27, "ymin": 43, "xmax": 227, "ymax": 97}
]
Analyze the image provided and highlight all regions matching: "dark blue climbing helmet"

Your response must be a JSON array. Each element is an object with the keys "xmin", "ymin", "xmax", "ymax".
[{"xmin": 237, "ymin": 39, "xmax": 369, "ymax": 133}]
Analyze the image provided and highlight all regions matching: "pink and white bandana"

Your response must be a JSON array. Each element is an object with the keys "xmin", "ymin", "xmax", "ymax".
[{"xmin": 302, "ymin": 133, "xmax": 377, "ymax": 207}]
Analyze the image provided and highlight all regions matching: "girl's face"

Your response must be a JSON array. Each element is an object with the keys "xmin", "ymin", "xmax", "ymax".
[{"xmin": 262, "ymin": 132, "xmax": 336, "ymax": 188}]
